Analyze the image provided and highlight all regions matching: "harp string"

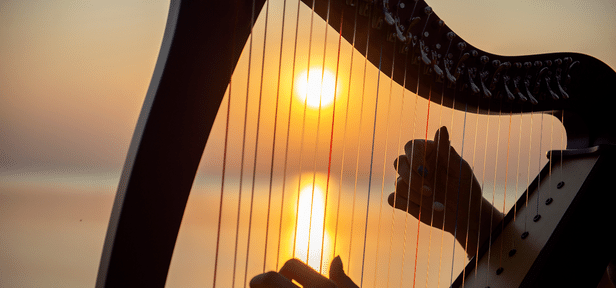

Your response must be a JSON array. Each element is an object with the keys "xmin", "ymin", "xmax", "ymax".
[
  {"xmin": 488, "ymin": 104, "xmax": 503, "ymax": 272},
  {"xmin": 424, "ymin": 30, "xmax": 455, "ymax": 288},
  {"xmin": 374, "ymin": 37, "xmax": 401, "ymax": 288},
  {"xmin": 231, "ymin": 0, "xmax": 257, "ymax": 285},
  {"xmin": 276, "ymin": 0, "xmax": 303, "ymax": 270},
  {"xmin": 398, "ymin": 59, "xmax": 421, "ymax": 288},
  {"xmin": 500, "ymin": 111, "xmax": 513, "ymax": 263},
  {"xmin": 449, "ymin": 100, "xmax": 468, "ymax": 285},
  {"xmin": 272, "ymin": 0, "xmax": 288, "ymax": 272},
  {"xmin": 347, "ymin": 2, "xmax": 374, "ymax": 273},
  {"xmin": 438, "ymin": 91, "xmax": 457, "ymax": 288},
  {"xmin": 291, "ymin": 0, "xmax": 316, "ymax": 261},
  {"xmin": 332, "ymin": 1, "xmax": 358, "ymax": 260},
  {"xmin": 476, "ymin": 100, "xmax": 492, "ymax": 285},
  {"xmin": 409, "ymin": 11, "xmax": 435, "ymax": 288},
  {"xmin": 243, "ymin": 0, "xmax": 272, "ymax": 283},
  {"xmin": 386, "ymin": 48, "xmax": 410, "ymax": 287},
  {"xmin": 359, "ymin": 43, "xmax": 383, "ymax": 288},
  {"xmin": 212, "ymin": 1, "xmax": 242, "ymax": 286},
  {"xmin": 305, "ymin": 0, "xmax": 331, "ymax": 269},
  {"xmin": 320, "ymin": 3, "xmax": 344, "ymax": 274}
]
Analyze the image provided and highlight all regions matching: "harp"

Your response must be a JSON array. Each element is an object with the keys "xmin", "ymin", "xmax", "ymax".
[{"xmin": 96, "ymin": 0, "xmax": 616, "ymax": 287}]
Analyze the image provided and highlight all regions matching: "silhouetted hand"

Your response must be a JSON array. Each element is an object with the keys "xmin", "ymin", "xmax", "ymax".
[
  {"xmin": 388, "ymin": 126, "xmax": 502, "ymax": 257},
  {"xmin": 250, "ymin": 256, "xmax": 358, "ymax": 288}
]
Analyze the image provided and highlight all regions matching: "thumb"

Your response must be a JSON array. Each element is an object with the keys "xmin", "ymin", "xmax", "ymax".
[{"xmin": 329, "ymin": 256, "xmax": 359, "ymax": 288}]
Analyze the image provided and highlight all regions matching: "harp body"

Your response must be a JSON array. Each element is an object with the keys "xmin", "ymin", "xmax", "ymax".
[{"xmin": 96, "ymin": 0, "xmax": 616, "ymax": 287}]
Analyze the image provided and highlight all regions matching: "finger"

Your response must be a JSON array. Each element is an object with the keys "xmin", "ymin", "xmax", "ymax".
[
  {"xmin": 279, "ymin": 259, "xmax": 336, "ymax": 288},
  {"xmin": 329, "ymin": 256, "xmax": 359, "ymax": 288},
  {"xmin": 395, "ymin": 177, "xmax": 422, "ymax": 205},
  {"xmin": 394, "ymin": 155, "xmax": 411, "ymax": 184},
  {"xmin": 388, "ymin": 192, "xmax": 420, "ymax": 217},
  {"xmin": 250, "ymin": 271, "xmax": 299, "ymax": 288}
]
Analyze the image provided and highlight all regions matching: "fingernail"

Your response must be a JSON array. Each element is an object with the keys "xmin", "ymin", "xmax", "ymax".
[
  {"xmin": 433, "ymin": 201, "xmax": 444, "ymax": 212},
  {"xmin": 421, "ymin": 185, "xmax": 432, "ymax": 196}
]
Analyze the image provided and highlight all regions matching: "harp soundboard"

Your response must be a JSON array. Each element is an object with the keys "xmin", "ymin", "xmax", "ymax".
[{"xmin": 96, "ymin": 0, "xmax": 616, "ymax": 287}]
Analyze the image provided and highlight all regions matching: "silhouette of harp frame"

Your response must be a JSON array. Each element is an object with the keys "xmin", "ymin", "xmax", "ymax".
[{"xmin": 96, "ymin": 0, "xmax": 616, "ymax": 287}]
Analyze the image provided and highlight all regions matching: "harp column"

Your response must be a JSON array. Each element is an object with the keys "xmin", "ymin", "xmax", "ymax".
[{"xmin": 96, "ymin": 0, "xmax": 266, "ymax": 287}]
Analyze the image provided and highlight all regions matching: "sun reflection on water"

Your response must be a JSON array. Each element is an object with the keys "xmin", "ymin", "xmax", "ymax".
[{"xmin": 294, "ymin": 183, "xmax": 332, "ymax": 274}]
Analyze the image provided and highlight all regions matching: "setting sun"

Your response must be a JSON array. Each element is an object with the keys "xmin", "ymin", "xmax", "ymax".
[{"xmin": 296, "ymin": 67, "xmax": 338, "ymax": 108}]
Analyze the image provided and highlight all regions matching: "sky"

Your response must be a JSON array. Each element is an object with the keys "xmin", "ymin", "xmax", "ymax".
[{"xmin": 1, "ymin": 0, "xmax": 615, "ymax": 287}]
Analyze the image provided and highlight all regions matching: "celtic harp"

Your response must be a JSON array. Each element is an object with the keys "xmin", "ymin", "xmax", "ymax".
[{"xmin": 96, "ymin": 0, "xmax": 616, "ymax": 287}]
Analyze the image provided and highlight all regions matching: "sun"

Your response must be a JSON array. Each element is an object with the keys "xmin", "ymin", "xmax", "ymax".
[{"xmin": 295, "ymin": 67, "xmax": 338, "ymax": 108}]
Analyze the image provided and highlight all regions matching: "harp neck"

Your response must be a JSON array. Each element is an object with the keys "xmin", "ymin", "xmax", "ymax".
[{"xmin": 304, "ymin": 0, "xmax": 616, "ymax": 148}]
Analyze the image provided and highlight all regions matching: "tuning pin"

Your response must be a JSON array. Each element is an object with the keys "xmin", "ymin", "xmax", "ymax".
[
  {"xmin": 523, "ymin": 78, "xmax": 539, "ymax": 105},
  {"xmin": 471, "ymin": 50, "xmax": 479, "ymax": 57},
  {"xmin": 513, "ymin": 77, "xmax": 528, "ymax": 102},
  {"xmin": 424, "ymin": 6, "xmax": 433, "ymax": 14},
  {"xmin": 480, "ymin": 55, "xmax": 489, "ymax": 65},
  {"xmin": 524, "ymin": 62, "xmax": 532, "ymax": 69},
  {"xmin": 457, "ymin": 42, "xmax": 466, "ymax": 51},
  {"xmin": 395, "ymin": 20, "xmax": 407, "ymax": 42},
  {"xmin": 544, "ymin": 75, "xmax": 559, "ymax": 100},
  {"xmin": 437, "ymin": 19, "xmax": 445, "ymax": 27},
  {"xmin": 490, "ymin": 62, "xmax": 509, "ymax": 90},
  {"xmin": 534, "ymin": 61, "xmax": 543, "ymax": 68},
  {"xmin": 545, "ymin": 60, "xmax": 552, "ymax": 67},
  {"xmin": 534, "ymin": 67, "xmax": 549, "ymax": 94},
  {"xmin": 446, "ymin": 31, "xmax": 456, "ymax": 41},
  {"xmin": 554, "ymin": 58, "xmax": 562, "ymax": 65},
  {"xmin": 479, "ymin": 71, "xmax": 492, "ymax": 98},
  {"xmin": 454, "ymin": 53, "xmax": 470, "ymax": 79},
  {"xmin": 431, "ymin": 51, "xmax": 444, "ymax": 78},
  {"xmin": 382, "ymin": 0, "xmax": 395, "ymax": 25},
  {"xmin": 467, "ymin": 68, "xmax": 480, "ymax": 94},
  {"xmin": 555, "ymin": 74, "xmax": 570, "ymax": 99},
  {"xmin": 515, "ymin": 62, "xmax": 523, "ymax": 69},
  {"xmin": 419, "ymin": 41, "xmax": 432, "ymax": 65},
  {"xmin": 502, "ymin": 76, "xmax": 517, "ymax": 101},
  {"xmin": 444, "ymin": 59, "xmax": 457, "ymax": 84}
]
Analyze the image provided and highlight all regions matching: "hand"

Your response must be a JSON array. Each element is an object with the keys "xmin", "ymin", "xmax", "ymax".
[
  {"xmin": 250, "ymin": 256, "xmax": 358, "ymax": 288},
  {"xmin": 387, "ymin": 126, "xmax": 502, "ymax": 257}
]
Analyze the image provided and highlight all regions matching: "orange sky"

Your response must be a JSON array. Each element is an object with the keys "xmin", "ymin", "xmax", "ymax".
[{"xmin": 1, "ymin": 0, "xmax": 615, "ymax": 287}]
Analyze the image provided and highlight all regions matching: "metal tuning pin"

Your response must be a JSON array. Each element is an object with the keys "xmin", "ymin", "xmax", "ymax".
[
  {"xmin": 419, "ymin": 40, "xmax": 432, "ymax": 65},
  {"xmin": 394, "ymin": 19, "xmax": 407, "ymax": 42},
  {"xmin": 534, "ymin": 67, "xmax": 549, "ymax": 94},
  {"xmin": 555, "ymin": 73, "xmax": 570, "ymax": 99},
  {"xmin": 444, "ymin": 58, "xmax": 457, "ymax": 84},
  {"xmin": 490, "ymin": 62, "xmax": 508, "ymax": 90},
  {"xmin": 432, "ymin": 51, "xmax": 444, "ymax": 78},
  {"xmin": 454, "ymin": 53, "xmax": 469, "ymax": 80},
  {"xmin": 502, "ymin": 75, "xmax": 516, "ymax": 101},
  {"xmin": 479, "ymin": 70, "xmax": 492, "ymax": 98},
  {"xmin": 523, "ymin": 78, "xmax": 539, "ymax": 105},
  {"xmin": 382, "ymin": 0, "xmax": 395, "ymax": 25},
  {"xmin": 424, "ymin": 6, "xmax": 433, "ymax": 15},
  {"xmin": 544, "ymin": 72, "xmax": 560, "ymax": 100},
  {"xmin": 512, "ymin": 76, "xmax": 528, "ymax": 102},
  {"xmin": 467, "ymin": 67, "xmax": 481, "ymax": 94}
]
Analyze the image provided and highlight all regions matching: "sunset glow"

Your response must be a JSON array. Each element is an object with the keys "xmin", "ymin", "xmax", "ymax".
[{"xmin": 296, "ymin": 67, "xmax": 338, "ymax": 109}]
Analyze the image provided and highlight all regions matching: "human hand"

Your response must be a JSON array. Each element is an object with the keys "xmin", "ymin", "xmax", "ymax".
[
  {"xmin": 388, "ymin": 126, "xmax": 501, "ymax": 256},
  {"xmin": 250, "ymin": 256, "xmax": 358, "ymax": 288}
]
